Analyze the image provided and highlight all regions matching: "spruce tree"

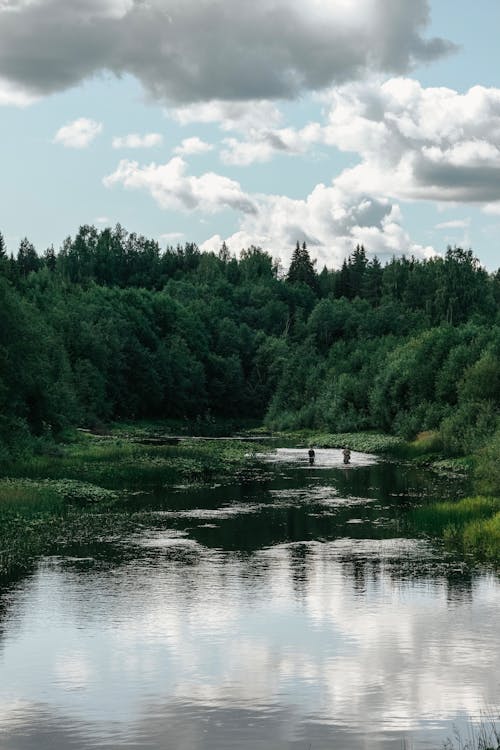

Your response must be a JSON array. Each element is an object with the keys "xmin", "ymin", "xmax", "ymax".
[{"xmin": 286, "ymin": 241, "xmax": 318, "ymax": 292}]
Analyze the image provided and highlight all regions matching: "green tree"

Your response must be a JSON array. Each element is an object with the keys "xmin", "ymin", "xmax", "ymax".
[{"xmin": 286, "ymin": 242, "xmax": 318, "ymax": 292}]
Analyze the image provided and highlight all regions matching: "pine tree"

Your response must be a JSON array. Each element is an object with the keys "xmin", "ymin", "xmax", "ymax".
[
  {"xmin": 336, "ymin": 259, "xmax": 351, "ymax": 299},
  {"xmin": 348, "ymin": 244, "xmax": 368, "ymax": 298},
  {"xmin": 361, "ymin": 256, "xmax": 383, "ymax": 306},
  {"xmin": 218, "ymin": 241, "xmax": 230, "ymax": 263},
  {"xmin": 17, "ymin": 237, "xmax": 40, "ymax": 277},
  {"xmin": 44, "ymin": 245, "xmax": 57, "ymax": 272},
  {"xmin": 286, "ymin": 241, "xmax": 318, "ymax": 292}
]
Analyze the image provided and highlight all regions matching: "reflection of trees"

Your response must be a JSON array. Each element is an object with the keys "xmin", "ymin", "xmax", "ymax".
[
  {"xmin": 445, "ymin": 569, "xmax": 473, "ymax": 605},
  {"xmin": 288, "ymin": 542, "xmax": 313, "ymax": 598},
  {"xmin": 340, "ymin": 557, "xmax": 383, "ymax": 595}
]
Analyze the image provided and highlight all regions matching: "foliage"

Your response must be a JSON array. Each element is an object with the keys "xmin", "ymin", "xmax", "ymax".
[
  {"xmin": 0, "ymin": 225, "xmax": 498, "ymax": 459},
  {"xmin": 474, "ymin": 428, "xmax": 500, "ymax": 496}
]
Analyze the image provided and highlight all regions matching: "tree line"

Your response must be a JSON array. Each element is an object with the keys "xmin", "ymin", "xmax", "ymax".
[{"xmin": 0, "ymin": 226, "xmax": 499, "ymax": 459}]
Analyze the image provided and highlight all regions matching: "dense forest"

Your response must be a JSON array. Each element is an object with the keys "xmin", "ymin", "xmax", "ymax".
[{"xmin": 1, "ymin": 225, "xmax": 499, "ymax": 460}]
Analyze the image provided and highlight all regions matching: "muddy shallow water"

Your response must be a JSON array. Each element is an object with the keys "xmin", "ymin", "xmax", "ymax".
[{"xmin": 0, "ymin": 449, "xmax": 498, "ymax": 749}]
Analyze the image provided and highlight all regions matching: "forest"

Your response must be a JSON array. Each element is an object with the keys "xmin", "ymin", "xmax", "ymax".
[{"xmin": 0, "ymin": 224, "xmax": 499, "ymax": 461}]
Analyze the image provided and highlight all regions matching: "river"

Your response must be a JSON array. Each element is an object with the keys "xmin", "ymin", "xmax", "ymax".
[{"xmin": 0, "ymin": 447, "xmax": 499, "ymax": 749}]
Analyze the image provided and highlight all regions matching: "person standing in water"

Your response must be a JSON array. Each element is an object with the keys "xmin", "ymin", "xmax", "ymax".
[
  {"xmin": 343, "ymin": 446, "xmax": 351, "ymax": 464},
  {"xmin": 308, "ymin": 447, "xmax": 315, "ymax": 465}
]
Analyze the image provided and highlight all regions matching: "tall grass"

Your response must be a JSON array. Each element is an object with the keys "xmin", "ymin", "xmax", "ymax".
[
  {"xmin": 460, "ymin": 513, "xmax": 500, "ymax": 561},
  {"xmin": 411, "ymin": 496, "xmax": 500, "ymax": 563},
  {"xmin": 412, "ymin": 496, "xmax": 499, "ymax": 532}
]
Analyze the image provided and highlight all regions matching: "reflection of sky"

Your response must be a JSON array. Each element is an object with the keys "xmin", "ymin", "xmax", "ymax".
[{"xmin": 0, "ymin": 537, "xmax": 499, "ymax": 749}]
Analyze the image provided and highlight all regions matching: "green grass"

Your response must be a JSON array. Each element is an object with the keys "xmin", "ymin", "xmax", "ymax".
[
  {"xmin": 460, "ymin": 512, "xmax": 500, "ymax": 561},
  {"xmin": 0, "ymin": 480, "xmax": 64, "ymax": 516},
  {"xmin": 411, "ymin": 495, "xmax": 500, "ymax": 563}
]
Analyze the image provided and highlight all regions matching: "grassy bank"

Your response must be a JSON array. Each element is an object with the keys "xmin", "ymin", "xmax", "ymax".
[
  {"xmin": 410, "ymin": 495, "xmax": 500, "ymax": 563},
  {"xmin": 408, "ymin": 428, "xmax": 500, "ymax": 563}
]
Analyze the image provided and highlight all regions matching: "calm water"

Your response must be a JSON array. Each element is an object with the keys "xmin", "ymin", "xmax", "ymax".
[{"xmin": 1, "ymin": 448, "xmax": 499, "ymax": 749}]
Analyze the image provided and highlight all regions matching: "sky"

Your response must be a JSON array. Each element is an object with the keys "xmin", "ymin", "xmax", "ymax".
[{"xmin": 1, "ymin": 0, "xmax": 500, "ymax": 271}]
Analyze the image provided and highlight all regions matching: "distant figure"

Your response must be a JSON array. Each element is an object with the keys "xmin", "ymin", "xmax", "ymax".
[
  {"xmin": 343, "ymin": 446, "xmax": 351, "ymax": 464},
  {"xmin": 308, "ymin": 447, "xmax": 315, "ymax": 466}
]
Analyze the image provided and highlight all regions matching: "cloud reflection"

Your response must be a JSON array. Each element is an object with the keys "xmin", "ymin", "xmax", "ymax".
[{"xmin": 0, "ymin": 538, "xmax": 498, "ymax": 749}]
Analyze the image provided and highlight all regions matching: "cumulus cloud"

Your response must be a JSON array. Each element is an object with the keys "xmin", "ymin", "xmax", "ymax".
[
  {"xmin": 53, "ymin": 117, "xmax": 102, "ymax": 148},
  {"xmin": 211, "ymin": 78, "xmax": 500, "ymax": 206},
  {"xmin": 214, "ymin": 78, "xmax": 500, "ymax": 206},
  {"xmin": 0, "ymin": 0, "xmax": 454, "ymax": 104},
  {"xmin": 173, "ymin": 137, "xmax": 214, "ymax": 156},
  {"xmin": 320, "ymin": 78, "xmax": 500, "ymax": 204},
  {"xmin": 103, "ymin": 157, "xmax": 257, "ymax": 215},
  {"xmin": 220, "ymin": 124, "xmax": 321, "ymax": 166},
  {"xmin": 201, "ymin": 183, "xmax": 435, "ymax": 267},
  {"xmin": 112, "ymin": 132, "xmax": 163, "ymax": 148},
  {"xmin": 170, "ymin": 99, "xmax": 284, "ymax": 131},
  {"xmin": 103, "ymin": 74, "xmax": 500, "ymax": 266}
]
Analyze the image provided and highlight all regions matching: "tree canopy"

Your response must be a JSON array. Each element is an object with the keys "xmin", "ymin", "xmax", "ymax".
[{"xmin": 0, "ymin": 224, "xmax": 498, "ymax": 459}]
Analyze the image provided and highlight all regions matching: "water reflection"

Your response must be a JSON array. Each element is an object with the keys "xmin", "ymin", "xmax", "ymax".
[{"xmin": 0, "ymin": 452, "xmax": 496, "ymax": 750}]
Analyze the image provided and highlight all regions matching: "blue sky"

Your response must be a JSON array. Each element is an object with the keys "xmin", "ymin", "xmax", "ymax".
[{"xmin": 1, "ymin": 0, "xmax": 499, "ymax": 270}]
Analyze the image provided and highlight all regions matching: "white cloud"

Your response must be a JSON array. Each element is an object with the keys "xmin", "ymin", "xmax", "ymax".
[
  {"xmin": 103, "ymin": 157, "xmax": 257, "ymax": 215},
  {"xmin": 112, "ymin": 133, "xmax": 163, "ymax": 149},
  {"xmin": 220, "ymin": 123, "xmax": 322, "ymax": 165},
  {"xmin": 435, "ymin": 219, "xmax": 470, "ymax": 230},
  {"xmin": 0, "ymin": 0, "xmax": 454, "ymax": 104},
  {"xmin": 173, "ymin": 137, "xmax": 213, "ymax": 156},
  {"xmin": 53, "ymin": 117, "xmax": 102, "ymax": 148},
  {"xmin": 319, "ymin": 78, "xmax": 500, "ymax": 204},
  {"xmin": 170, "ymin": 99, "xmax": 283, "ymax": 132},
  {"xmin": 202, "ymin": 183, "xmax": 435, "ymax": 268},
  {"xmin": 106, "ymin": 74, "xmax": 500, "ymax": 266},
  {"xmin": 220, "ymin": 138, "xmax": 278, "ymax": 167},
  {"xmin": 95, "ymin": 216, "xmax": 111, "ymax": 224}
]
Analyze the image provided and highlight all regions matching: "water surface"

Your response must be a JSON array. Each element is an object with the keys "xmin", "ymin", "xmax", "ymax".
[{"xmin": 1, "ymin": 448, "xmax": 498, "ymax": 749}]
